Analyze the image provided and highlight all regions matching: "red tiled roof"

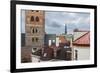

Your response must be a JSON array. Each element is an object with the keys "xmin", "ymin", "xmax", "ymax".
[
  {"xmin": 73, "ymin": 32, "xmax": 90, "ymax": 46},
  {"xmin": 59, "ymin": 36, "xmax": 69, "ymax": 43}
]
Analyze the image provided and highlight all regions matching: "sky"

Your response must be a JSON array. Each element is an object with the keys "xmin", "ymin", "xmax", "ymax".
[
  {"xmin": 21, "ymin": 10, "xmax": 90, "ymax": 34},
  {"xmin": 45, "ymin": 11, "xmax": 90, "ymax": 34},
  {"xmin": 21, "ymin": 10, "xmax": 25, "ymax": 33}
]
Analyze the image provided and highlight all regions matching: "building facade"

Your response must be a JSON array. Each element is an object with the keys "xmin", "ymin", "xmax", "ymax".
[
  {"xmin": 44, "ymin": 34, "xmax": 56, "ymax": 46},
  {"xmin": 73, "ymin": 31, "xmax": 90, "ymax": 60},
  {"xmin": 25, "ymin": 10, "xmax": 45, "ymax": 51}
]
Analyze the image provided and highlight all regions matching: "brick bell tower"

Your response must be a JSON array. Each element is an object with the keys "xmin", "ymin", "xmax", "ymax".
[{"xmin": 25, "ymin": 10, "xmax": 45, "ymax": 51}]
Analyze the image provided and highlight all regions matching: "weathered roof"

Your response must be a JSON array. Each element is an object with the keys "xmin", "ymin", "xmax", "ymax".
[{"xmin": 73, "ymin": 32, "xmax": 90, "ymax": 46}]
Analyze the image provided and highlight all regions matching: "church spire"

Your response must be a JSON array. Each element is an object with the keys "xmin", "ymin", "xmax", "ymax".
[{"xmin": 65, "ymin": 24, "xmax": 67, "ymax": 34}]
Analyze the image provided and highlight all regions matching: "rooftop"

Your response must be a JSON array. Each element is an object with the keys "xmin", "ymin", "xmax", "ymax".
[{"xmin": 73, "ymin": 32, "xmax": 90, "ymax": 46}]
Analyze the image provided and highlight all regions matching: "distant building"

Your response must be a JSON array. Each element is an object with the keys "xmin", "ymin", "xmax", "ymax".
[
  {"xmin": 73, "ymin": 31, "xmax": 90, "ymax": 60},
  {"xmin": 57, "ymin": 35, "xmax": 72, "ymax": 60},
  {"xmin": 42, "ymin": 34, "xmax": 72, "ymax": 61},
  {"xmin": 57, "ymin": 46, "xmax": 72, "ymax": 60},
  {"xmin": 59, "ymin": 35, "xmax": 70, "ymax": 46},
  {"xmin": 44, "ymin": 34, "xmax": 56, "ymax": 46},
  {"xmin": 40, "ymin": 46, "xmax": 54, "ymax": 61}
]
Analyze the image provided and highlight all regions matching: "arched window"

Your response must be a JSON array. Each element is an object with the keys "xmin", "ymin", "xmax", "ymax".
[
  {"xmin": 32, "ymin": 28, "xmax": 38, "ymax": 34},
  {"xmin": 33, "ymin": 48, "xmax": 37, "ymax": 51},
  {"xmin": 36, "ymin": 16, "xmax": 39, "ymax": 22},
  {"xmin": 36, "ymin": 28, "xmax": 38, "ymax": 33},
  {"xmin": 36, "ymin": 10, "xmax": 39, "ymax": 12},
  {"xmin": 32, "ymin": 38, "xmax": 34, "ymax": 42},
  {"xmin": 36, "ymin": 38, "xmax": 38, "ymax": 42},
  {"xmin": 30, "ymin": 16, "xmax": 34, "ymax": 21},
  {"xmin": 31, "ymin": 10, "xmax": 34, "ymax": 12},
  {"xmin": 32, "ymin": 28, "xmax": 35, "ymax": 33}
]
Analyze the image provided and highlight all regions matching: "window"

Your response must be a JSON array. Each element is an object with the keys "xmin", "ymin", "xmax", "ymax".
[
  {"xmin": 32, "ymin": 37, "xmax": 39, "ymax": 42},
  {"xmin": 36, "ymin": 10, "xmax": 39, "ymax": 12},
  {"xmin": 33, "ymin": 48, "xmax": 37, "ymax": 51},
  {"xmin": 52, "ymin": 40, "xmax": 55, "ymax": 43},
  {"xmin": 43, "ymin": 53, "xmax": 47, "ymax": 57},
  {"xmin": 32, "ymin": 38, "xmax": 34, "ymax": 42},
  {"xmin": 31, "ymin": 10, "xmax": 34, "ymax": 12},
  {"xmin": 36, "ymin": 16, "xmax": 39, "ymax": 22},
  {"xmin": 32, "ymin": 28, "xmax": 38, "ymax": 34},
  {"xmin": 36, "ymin": 28, "xmax": 38, "ymax": 33},
  {"xmin": 30, "ymin": 16, "xmax": 34, "ymax": 21},
  {"xmin": 36, "ymin": 38, "xmax": 38, "ymax": 42},
  {"xmin": 32, "ymin": 28, "xmax": 35, "ymax": 33}
]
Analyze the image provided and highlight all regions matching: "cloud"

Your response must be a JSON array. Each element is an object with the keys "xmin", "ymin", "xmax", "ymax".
[
  {"xmin": 45, "ymin": 11, "xmax": 90, "ymax": 34},
  {"xmin": 46, "ymin": 19, "xmax": 62, "ymax": 28},
  {"xmin": 51, "ymin": 20, "xmax": 61, "ymax": 28}
]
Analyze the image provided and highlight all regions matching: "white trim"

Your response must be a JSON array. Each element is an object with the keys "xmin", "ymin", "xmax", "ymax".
[{"xmin": 16, "ymin": 4, "xmax": 94, "ymax": 69}]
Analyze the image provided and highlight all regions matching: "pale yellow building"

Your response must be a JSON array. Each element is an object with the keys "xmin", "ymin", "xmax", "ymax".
[{"xmin": 73, "ymin": 30, "xmax": 90, "ymax": 60}]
